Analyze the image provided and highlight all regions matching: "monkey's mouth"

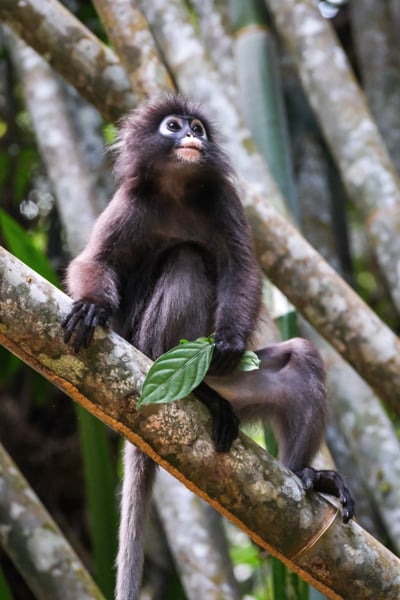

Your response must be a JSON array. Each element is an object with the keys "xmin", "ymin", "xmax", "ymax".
[{"xmin": 174, "ymin": 140, "xmax": 202, "ymax": 163}]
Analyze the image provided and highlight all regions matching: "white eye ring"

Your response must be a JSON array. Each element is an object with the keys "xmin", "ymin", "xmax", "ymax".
[{"xmin": 159, "ymin": 115, "xmax": 184, "ymax": 137}]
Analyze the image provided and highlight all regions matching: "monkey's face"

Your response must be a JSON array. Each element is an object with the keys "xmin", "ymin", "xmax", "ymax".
[
  {"xmin": 114, "ymin": 97, "xmax": 232, "ymax": 185},
  {"xmin": 158, "ymin": 114, "xmax": 207, "ymax": 164}
]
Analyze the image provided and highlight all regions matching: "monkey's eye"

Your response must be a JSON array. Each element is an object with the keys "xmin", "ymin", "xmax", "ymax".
[
  {"xmin": 159, "ymin": 115, "xmax": 184, "ymax": 137},
  {"xmin": 167, "ymin": 119, "xmax": 182, "ymax": 132},
  {"xmin": 191, "ymin": 119, "xmax": 207, "ymax": 138}
]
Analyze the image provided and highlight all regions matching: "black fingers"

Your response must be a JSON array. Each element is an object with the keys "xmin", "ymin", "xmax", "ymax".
[
  {"xmin": 194, "ymin": 382, "xmax": 240, "ymax": 452},
  {"xmin": 208, "ymin": 338, "xmax": 245, "ymax": 376},
  {"xmin": 295, "ymin": 466, "xmax": 355, "ymax": 523},
  {"xmin": 62, "ymin": 301, "xmax": 111, "ymax": 353}
]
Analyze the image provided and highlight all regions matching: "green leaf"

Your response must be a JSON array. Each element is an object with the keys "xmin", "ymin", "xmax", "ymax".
[
  {"xmin": 238, "ymin": 350, "xmax": 261, "ymax": 371},
  {"xmin": 180, "ymin": 335, "xmax": 214, "ymax": 345},
  {"xmin": 138, "ymin": 336, "xmax": 261, "ymax": 408},
  {"xmin": 138, "ymin": 339, "xmax": 215, "ymax": 407}
]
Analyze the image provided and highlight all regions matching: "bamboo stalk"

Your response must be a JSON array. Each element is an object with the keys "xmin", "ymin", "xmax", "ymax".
[
  {"xmin": 351, "ymin": 0, "xmax": 400, "ymax": 174},
  {"xmin": 230, "ymin": 0, "xmax": 298, "ymax": 215},
  {"xmin": 91, "ymin": 0, "xmax": 173, "ymax": 98},
  {"xmin": 10, "ymin": 37, "xmax": 119, "ymax": 597},
  {"xmin": 0, "ymin": 440, "xmax": 105, "ymax": 600},
  {"xmin": 1, "ymin": 247, "xmax": 400, "ymax": 600},
  {"xmin": 265, "ymin": 0, "xmax": 400, "ymax": 314},
  {"xmin": 0, "ymin": 0, "xmax": 135, "ymax": 121}
]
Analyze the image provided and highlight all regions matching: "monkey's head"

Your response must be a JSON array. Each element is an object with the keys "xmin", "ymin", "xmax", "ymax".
[
  {"xmin": 114, "ymin": 94, "xmax": 233, "ymax": 185},
  {"xmin": 158, "ymin": 113, "xmax": 207, "ymax": 164}
]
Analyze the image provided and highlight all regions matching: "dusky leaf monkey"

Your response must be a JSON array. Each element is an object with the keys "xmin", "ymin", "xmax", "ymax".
[{"xmin": 63, "ymin": 95, "xmax": 354, "ymax": 600}]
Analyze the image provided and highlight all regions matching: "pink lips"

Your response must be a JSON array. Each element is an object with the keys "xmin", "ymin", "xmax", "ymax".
[{"xmin": 175, "ymin": 138, "xmax": 202, "ymax": 162}]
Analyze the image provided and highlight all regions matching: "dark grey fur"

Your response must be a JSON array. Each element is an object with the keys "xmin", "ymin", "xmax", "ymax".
[{"xmin": 63, "ymin": 95, "xmax": 354, "ymax": 600}]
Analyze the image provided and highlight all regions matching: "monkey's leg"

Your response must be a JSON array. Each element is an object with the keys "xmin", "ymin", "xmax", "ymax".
[
  {"xmin": 194, "ymin": 382, "xmax": 239, "ymax": 452},
  {"xmin": 206, "ymin": 339, "xmax": 355, "ymax": 522}
]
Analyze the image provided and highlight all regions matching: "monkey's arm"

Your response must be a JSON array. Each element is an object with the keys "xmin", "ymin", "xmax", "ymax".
[
  {"xmin": 210, "ymin": 194, "xmax": 263, "ymax": 374},
  {"xmin": 63, "ymin": 197, "xmax": 124, "ymax": 351}
]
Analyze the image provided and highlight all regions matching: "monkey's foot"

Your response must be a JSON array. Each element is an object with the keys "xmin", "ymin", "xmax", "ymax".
[
  {"xmin": 194, "ymin": 383, "xmax": 239, "ymax": 452},
  {"xmin": 62, "ymin": 300, "xmax": 112, "ymax": 352},
  {"xmin": 295, "ymin": 467, "xmax": 355, "ymax": 524}
]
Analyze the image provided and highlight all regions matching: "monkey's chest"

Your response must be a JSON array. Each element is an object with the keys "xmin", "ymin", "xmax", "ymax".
[
  {"xmin": 117, "ymin": 240, "xmax": 216, "ymax": 351},
  {"xmin": 150, "ymin": 204, "xmax": 214, "ymax": 247}
]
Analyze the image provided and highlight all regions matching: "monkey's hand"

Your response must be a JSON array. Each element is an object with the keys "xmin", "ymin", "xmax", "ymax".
[
  {"xmin": 295, "ymin": 467, "xmax": 355, "ymax": 524},
  {"xmin": 209, "ymin": 335, "xmax": 246, "ymax": 376},
  {"xmin": 62, "ymin": 300, "xmax": 112, "ymax": 353}
]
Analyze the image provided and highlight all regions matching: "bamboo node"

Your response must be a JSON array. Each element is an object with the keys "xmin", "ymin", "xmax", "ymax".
[{"xmin": 289, "ymin": 503, "xmax": 338, "ymax": 561}]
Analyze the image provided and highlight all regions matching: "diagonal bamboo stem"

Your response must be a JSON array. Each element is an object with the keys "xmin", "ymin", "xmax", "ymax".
[
  {"xmin": 1, "ymin": 247, "xmax": 400, "ymax": 600},
  {"xmin": 265, "ymin": 0, "xmax": 400, "ymax": 314}
]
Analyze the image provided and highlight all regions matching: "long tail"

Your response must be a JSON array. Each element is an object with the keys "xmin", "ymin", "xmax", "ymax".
[{"xmin": 115, "ymin": 442, "xmax": 156, "ymax": 600}]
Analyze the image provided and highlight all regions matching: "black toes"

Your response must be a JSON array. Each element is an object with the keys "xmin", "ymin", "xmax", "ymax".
[{"xmin": 295, "ymin": 467, "xmax": 355, "ymax": 523}]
